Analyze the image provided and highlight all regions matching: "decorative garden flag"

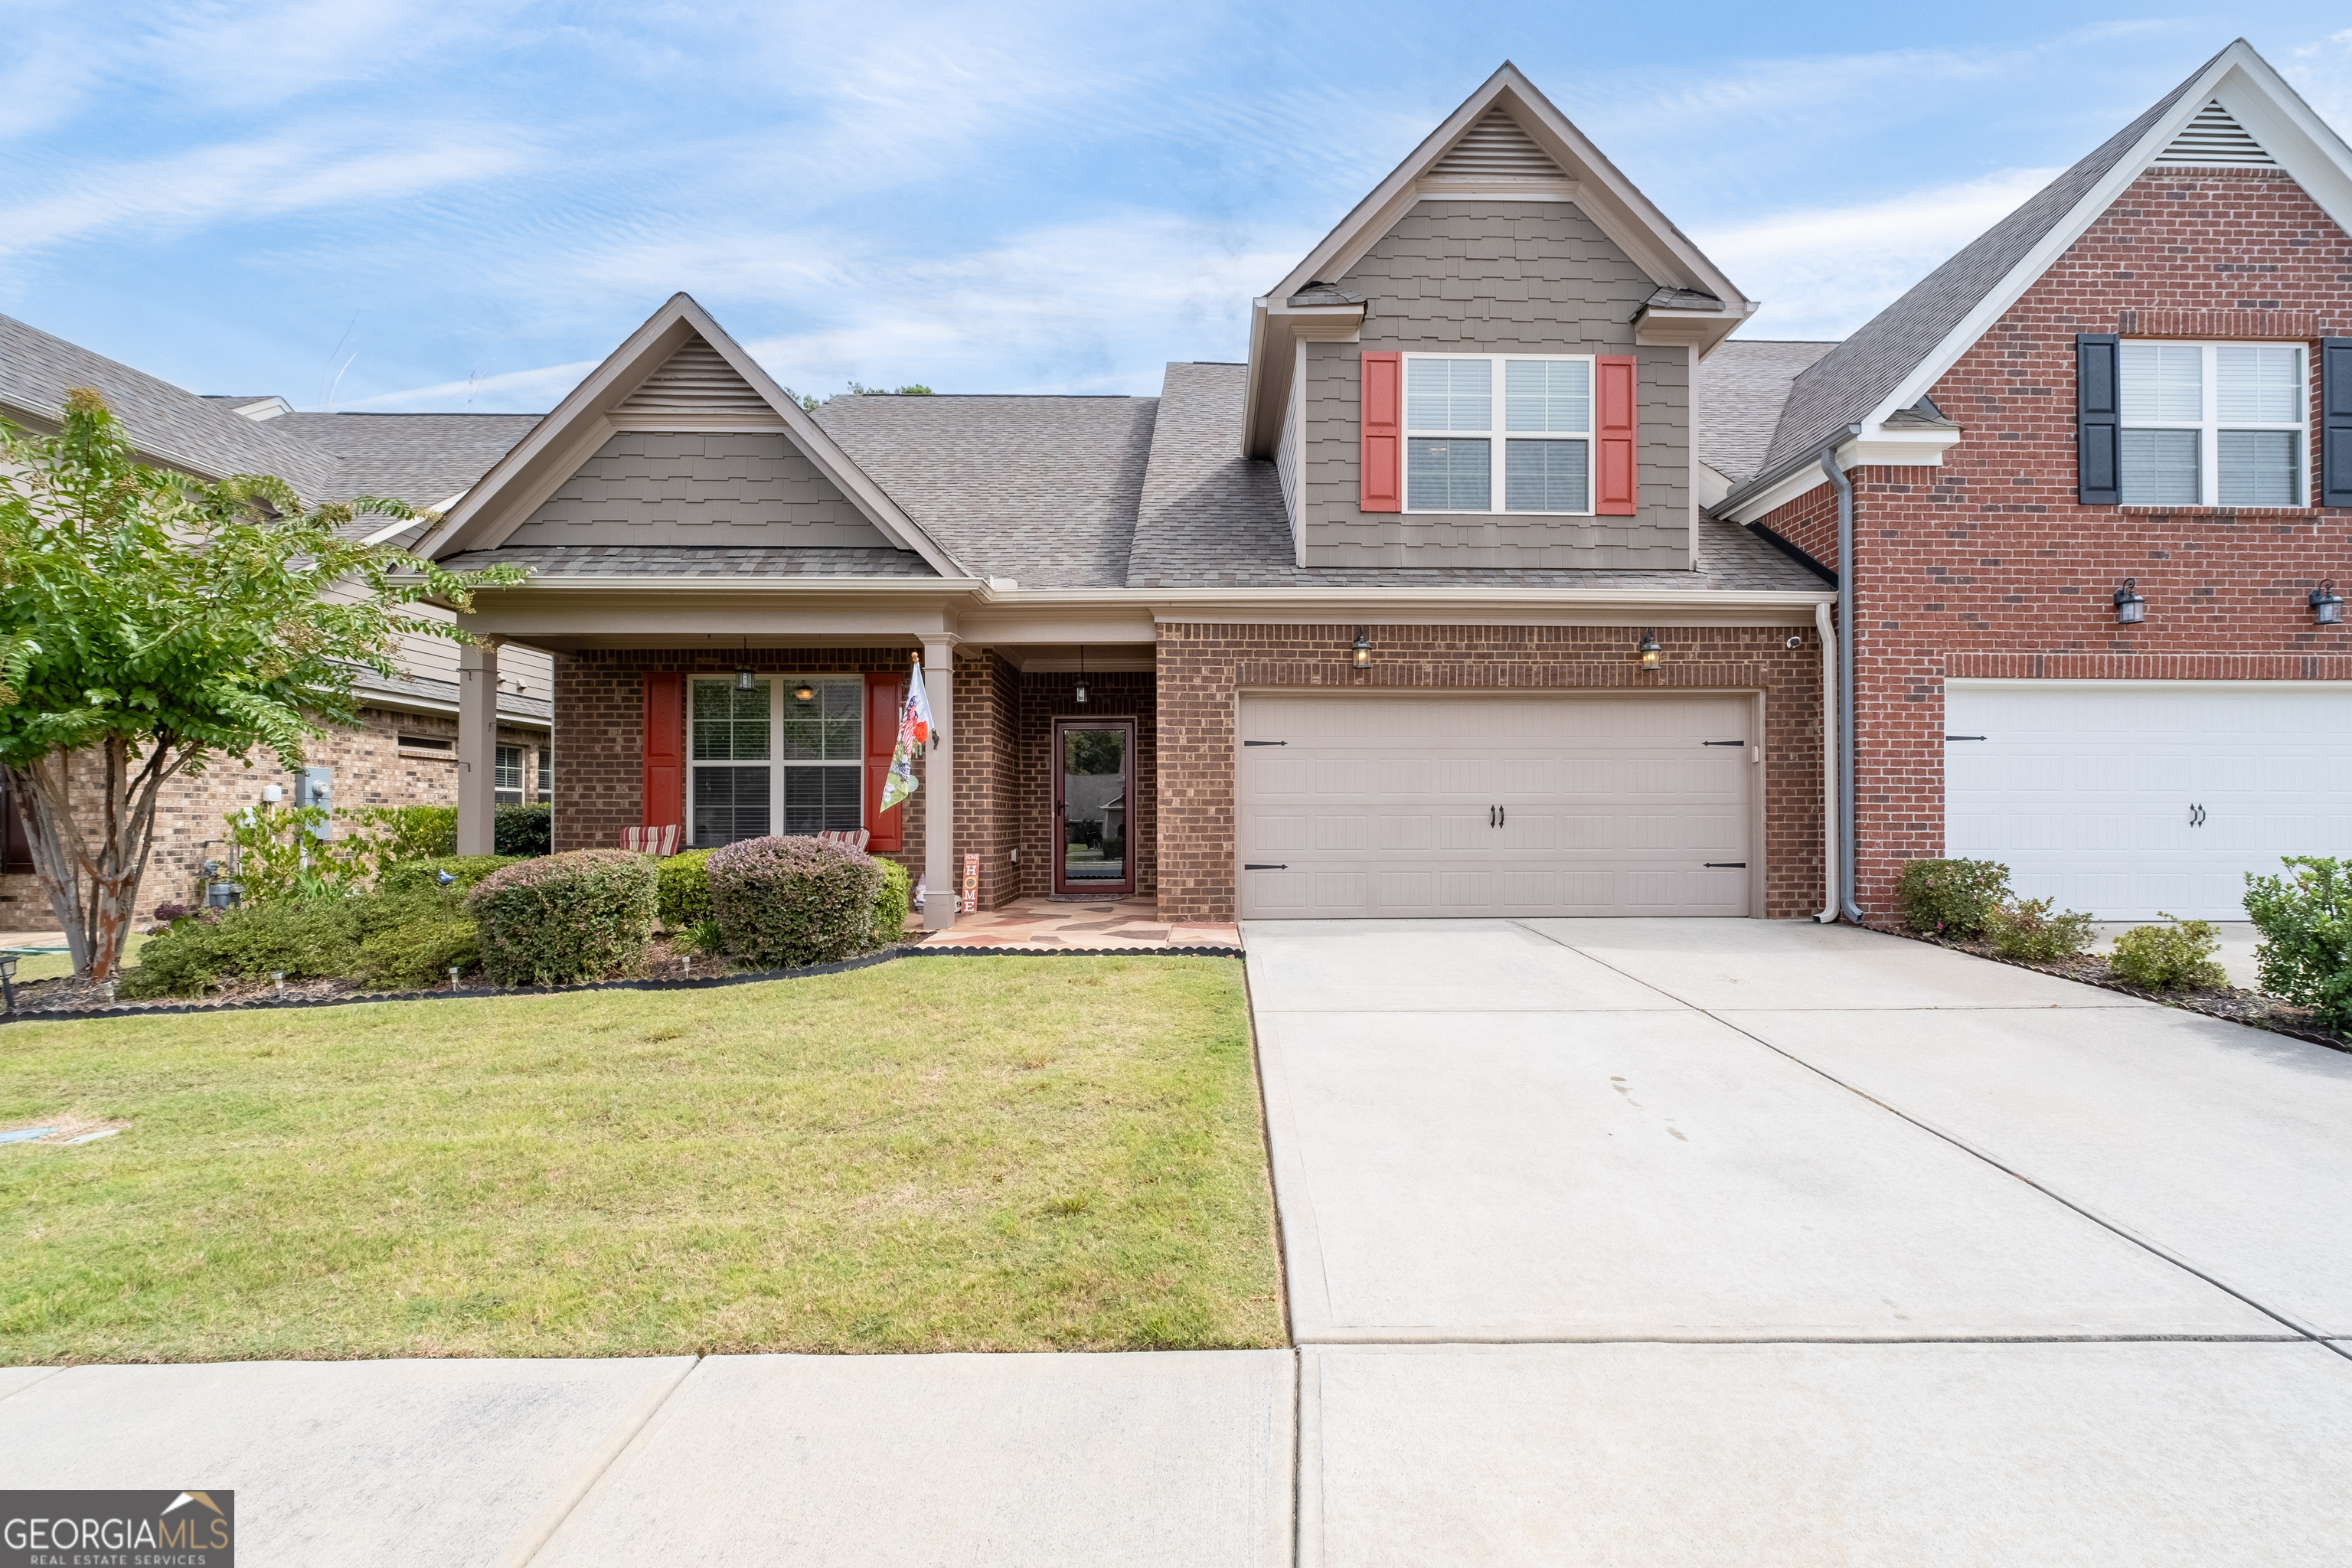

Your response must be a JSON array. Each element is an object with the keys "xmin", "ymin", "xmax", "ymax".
[{"xmin": 880, "ymin": 658, "xmax": 933, "ymax": 812}]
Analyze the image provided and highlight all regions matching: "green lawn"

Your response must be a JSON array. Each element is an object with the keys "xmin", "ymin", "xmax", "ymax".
[{"xmin": 0, "ymin": 956, "xmax": 1285, "ymax": 1364}]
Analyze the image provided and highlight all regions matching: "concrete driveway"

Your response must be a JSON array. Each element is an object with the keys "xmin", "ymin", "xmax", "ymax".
[{"xmin": 1247, "ymin": 917, "xmax": 2352, "ymax": 1566}]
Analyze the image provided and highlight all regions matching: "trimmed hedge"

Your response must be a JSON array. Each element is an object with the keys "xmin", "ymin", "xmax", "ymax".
[
  {"xmin": 1979, "ymin": 896, "xmax": 2092, "ymax": 962},
  {"xmin": 2110, "ymin": 914, "xmax": 2226, "ymax": 991},
  {"xmin": 122, "ymin": 887, "xmax": 474, "ymax": 998},
  {"xmin": 657, "ymin": 848, "xmax": 714, "ymax": 928},
  {"xmin": 379, "ymin": 855, "xmax": 522, "ymax": 895},
  {"xmin": 495, "ymin": 802, "xmax": 552, "ymax": 858},
  {"xmin": 1897, "ymin": 858, "xmax": 2012, "ymax": 939},
  {"xmin": 871, "ymin": 856, "xmax": 911, "ymax": 946},
  {"xmin": 466, "ymin": 849, "xmax": 657, "ymax": 985},
  {"xmin": 708, "ymin": 836, "xmax": 883, "ymax": 969}
]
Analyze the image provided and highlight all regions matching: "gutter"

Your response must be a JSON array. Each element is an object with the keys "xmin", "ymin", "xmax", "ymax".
[
  {"xmin": 1811, "ymin": 599, "xmax": 1838, "ymax": 924},
  {"xmin": 1821, "ymin": 448, "xmax": 1861, "ymax": 923}
]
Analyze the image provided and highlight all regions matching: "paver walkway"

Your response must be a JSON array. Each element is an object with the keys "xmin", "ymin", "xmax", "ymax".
[
  {"xmin": 916, "ymin": 894, "xmax": 1239, "ymax": 951},
  {"xmin": 1248, "ymin": 917, "xmax": 2352, "ymax": 1565}
]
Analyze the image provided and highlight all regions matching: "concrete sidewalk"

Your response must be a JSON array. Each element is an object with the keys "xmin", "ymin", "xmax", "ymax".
[{"xmin": 0, "ymin": 1351, "xmax": 1294, "ymax": 1568}]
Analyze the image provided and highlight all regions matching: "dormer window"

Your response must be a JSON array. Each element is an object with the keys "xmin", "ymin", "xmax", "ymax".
[{"xmin": 1403, "ymin": 354, "xmax": 1592, "ymax": 515}]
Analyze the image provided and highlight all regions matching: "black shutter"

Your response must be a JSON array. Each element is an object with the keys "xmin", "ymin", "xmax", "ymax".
[
  {"xmin": 2322, "ymin": 338, "xmax": 2352, "ymax": 509},
  {"xmin": 2076, "ymin": 333, "xmax": 2121, "ymax": 505}
]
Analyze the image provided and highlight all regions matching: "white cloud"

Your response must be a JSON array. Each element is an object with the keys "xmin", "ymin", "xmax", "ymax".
[
  {"xmin": 344, "ymin": 358, "xmax": 599, "ymax": 411},
  {"xmin": 2285, "ymin": 28, "xmax": 2352, "ymax": 135},
  {"xmin": 1697, "ymin": 167, "xmax": 2060, "ymax": 339}
]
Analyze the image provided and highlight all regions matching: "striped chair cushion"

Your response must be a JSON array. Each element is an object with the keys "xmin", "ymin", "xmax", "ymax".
[
  {"xmin": 621, "ymin": 824, "xmax": 682, "ymax": 857},
  {"xmin": 816, "ymin": 828, "xmax": 871, "ymax": 852}
]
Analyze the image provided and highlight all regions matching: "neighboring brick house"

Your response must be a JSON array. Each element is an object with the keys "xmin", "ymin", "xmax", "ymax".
[
  {"xmin": 0, "ymin": 318, "xmax": 554, "ymax": 928},
  {"xmin": 421, "ymin": 64, "xmax": 1839, "ymax": 929},
  {"xmin": 1714, "ymin": 38, "xmax": 2352, "ymax": 923}
]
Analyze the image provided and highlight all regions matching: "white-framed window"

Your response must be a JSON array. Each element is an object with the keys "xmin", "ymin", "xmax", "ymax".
[
  {"xmin": 2120, "ymin": 341, "xmax": 2306, "ymax": 507},
  {"xmin": 1403, "ymin": 352, "xmax": 1592, "ymax": 515},
  {"xmin": 536, "ymin": 746, "xmax": 551, "ymax": 805},
  {"xmin": 494, "ymin": 745, "xmax": 524, "ymax": 805},
  {"xmin": 688, "ymin": 675, "xmax": 864, "ymax": 849}
]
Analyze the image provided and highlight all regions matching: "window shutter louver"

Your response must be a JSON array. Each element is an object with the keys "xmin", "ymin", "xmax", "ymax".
[
  {"xmin": 864, "ymin": 671, "xmax": 906, "ymax": 852},
  {"xmin": 1595, "ymin": 355, "xmax": 1637, "ymax": 515},
  {"xmin": 641, "ymin": 671, "xmax": 684, "ymax": 829},
  {"xmin": 2322, "ymin": 338, "xmax": 2352, "ymax": 509},
  {"xmin": 2076, "ymin": 334, "xmax": 2122, "ymax": 505},
  {"xmin": 1359, "ymin": 351, "xmax": 1401, "ymax": 511}
]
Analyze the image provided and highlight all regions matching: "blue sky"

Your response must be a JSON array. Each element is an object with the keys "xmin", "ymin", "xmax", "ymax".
[{"xmin": 3, "ymin": 4, "xmax": 2347, "ymax": 414}]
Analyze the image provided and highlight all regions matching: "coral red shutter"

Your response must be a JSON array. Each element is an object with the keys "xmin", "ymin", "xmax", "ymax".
[
  {"xmin": 864, "ymin": 671, "xmax": 905, "ymax": 851},
  {"xmin": 1360, "ymin": 351, "xmax": 1402, "ymax": 511},
  {"xmin": 642, "ymin": 671, "xmax": 684, "ymax": 829},
  {"xmin": 1596, "ymin": 355, "xmax": 1636, "ymax": 515}
]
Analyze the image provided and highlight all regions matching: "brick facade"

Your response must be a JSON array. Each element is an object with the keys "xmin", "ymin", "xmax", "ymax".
[
  {"xmin": 1018, "ymin": 670, "xmax": 1158, "ymax": 901},
  {"xmin": 1762, "ymin": 166, "xmax": 2352, "ymax": 919},
  {"xmin": 0, "ymin": 706, "xmax": 547, "ymax": 931},
  {"xmin": 1153, "ymin": 621, "xmax": 1824, "ymax": 923}
]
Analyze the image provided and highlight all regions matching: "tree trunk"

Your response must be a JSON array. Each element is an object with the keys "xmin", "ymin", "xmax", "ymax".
[{"xmin": 5, "ymin": 733, "xmax": 186, "ymax": 982}]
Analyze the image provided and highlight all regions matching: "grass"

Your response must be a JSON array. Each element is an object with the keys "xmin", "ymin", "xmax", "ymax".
[
  {"xmin": 0, "ymin": 956, "xmax": 1285, "ymax": 1363},
  {"xmin": 9, "ymin": 933, "xmax": 147, "ymax": 985}
]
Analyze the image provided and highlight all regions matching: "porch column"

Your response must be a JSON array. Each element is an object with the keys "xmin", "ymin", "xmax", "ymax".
[
  {"xmin": 922, "ymin": 635, "xmax": 957, "ymax": 930},
  {"xmin": 457, "ymin": 639, "xmax": 501, "ymax": 856}
]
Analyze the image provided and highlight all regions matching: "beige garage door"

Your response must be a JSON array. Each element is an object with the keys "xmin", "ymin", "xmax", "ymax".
[{"xmin": 1237, "ymin": 691, "xmax": 1753, "ymax": 919}]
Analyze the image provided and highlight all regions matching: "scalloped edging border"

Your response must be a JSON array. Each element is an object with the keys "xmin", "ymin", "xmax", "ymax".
[{"xmin": 0, "ymin": 944, "xmax": 1240, "ymax": 1027}]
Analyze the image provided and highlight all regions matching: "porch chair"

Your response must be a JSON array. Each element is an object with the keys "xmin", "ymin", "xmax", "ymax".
[
  {"xmin": 621, "ymin": 823, "xmax": 682, "ymax": 857},
  {"xmin": 816, "ymin": 828, "xmax": 871, "ymax": 852}
]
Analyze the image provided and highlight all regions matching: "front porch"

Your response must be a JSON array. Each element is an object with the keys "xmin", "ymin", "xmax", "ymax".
[{"xmin": 914, "ymin": 894, "xmax": 1240, "ymax": 952}]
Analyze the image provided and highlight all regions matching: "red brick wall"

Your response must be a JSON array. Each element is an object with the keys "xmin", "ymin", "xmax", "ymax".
[
  {"xmin": 1155, "ymin": 622, "xmax": 1824, "ymax": 923},
  {"xmin": 1812, "ymin": 167, "xmax": 2352, "ymax": 918},
  {"xmin": 953, "ymin": 650, "xmax": 1021, "ymax": 910},
  {"xmin": 1019, "ymin": 671, "xmax": 1158, "ymax": 901},
  {"xmin": 553, "ymin": 648, "xmax": 928, "ymax": 879}
]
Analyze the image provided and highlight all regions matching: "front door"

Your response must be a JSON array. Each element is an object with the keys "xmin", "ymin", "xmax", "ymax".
[{"xmin": 1054, "ymin": 718, "xmax": 1135, "ymax": 896}]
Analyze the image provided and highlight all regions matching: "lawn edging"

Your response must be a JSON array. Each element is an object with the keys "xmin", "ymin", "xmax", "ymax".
[
  {"xmin": 1866, "ymin": 921, "xmax": 2351, "ymax": 1056},
  {"xmin": 0, "ymin": 944, "xmax": 1241, "ymax": 1026}
]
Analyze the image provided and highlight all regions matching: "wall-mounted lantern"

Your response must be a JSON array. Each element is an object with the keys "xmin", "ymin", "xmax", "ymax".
[
  {"xmin": 792, "ymin": 681, "xmax": 816, "ymax": 702},
  {"xmin": 1352, "ymin": 628, "xmax": 1372, "ymax": 668},
  {"xmin": 737, "ymin": 639, "xmax": 758, "ymax": 692},
  {"xmin": 1074, "ymin": 645, "xmax": 1089, "ymax": 705},
  {"xmin": 2312, "ymin": 580, "xmax": 2344, "ymax": 626},
  {"xmin": 1638, "ymin": 631, "xmax": 1662, "ymax": 671},
  {"xmin": 2113, "ymin": 579, "xmax": 2146, "ymax": 626}
]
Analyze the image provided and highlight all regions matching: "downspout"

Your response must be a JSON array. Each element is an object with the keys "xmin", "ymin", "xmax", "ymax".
[
  {"xmin": 1822, "ymin": 446, "xmax": 1862, "ymax": 923},
  {"xmin": 1811, "ymin": 599, "xmax": 1838, "ymax": 923}
]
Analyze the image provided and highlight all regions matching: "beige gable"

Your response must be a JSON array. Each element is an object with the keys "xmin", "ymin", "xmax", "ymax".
[
  {"xmin": 616, "ymin": 336, "xmax": 777, "ymax": 417},
  {"xmin": 1430, "ymin": 107, "xmax": 1570, "ymax": 181},
  {"xmin": 503, "ymin": 430, "xmax": 895, "ymax": 548}
]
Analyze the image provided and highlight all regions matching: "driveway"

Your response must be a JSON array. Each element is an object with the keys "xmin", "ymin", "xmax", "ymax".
[{"xmin": 1247, "ymin": 917, "xmax": 2352, "ymax": 1566}]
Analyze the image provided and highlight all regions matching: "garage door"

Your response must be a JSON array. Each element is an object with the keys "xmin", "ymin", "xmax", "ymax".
[
  {"xmin": 1945, "ymin": 681, "xmax": 2352, "ymax": 921},
  {"xmin": 1236, "ymin": 691, "xmax": 1752, "ymax": 919}
]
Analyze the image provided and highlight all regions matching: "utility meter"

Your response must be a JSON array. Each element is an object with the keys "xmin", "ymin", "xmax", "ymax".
[{"xmin": 298, "ymin": 767, "xmax": 334, "ymax": 838}]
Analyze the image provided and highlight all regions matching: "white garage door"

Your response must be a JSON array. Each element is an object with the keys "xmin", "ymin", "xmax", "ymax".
[
  {"xmin": 1945, "ymin": 680, "xmax": 2352, "ymax": 921},
  {"xmin": 1236, "ymin": 691, "xmax": 1752, "ymax": 919}
]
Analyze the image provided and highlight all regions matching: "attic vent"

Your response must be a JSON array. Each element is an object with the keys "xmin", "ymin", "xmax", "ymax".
[
  {"xmin": 1429, "ymin": 108, "xmax": 1568, "ymax": 182},
  {"xmin": 2154, "ymin": 100, "xmax": 2276, "ymax": 168},
  {"xmin": 616, "ymin": 337, "xmax": 776, "ymax": 416}
]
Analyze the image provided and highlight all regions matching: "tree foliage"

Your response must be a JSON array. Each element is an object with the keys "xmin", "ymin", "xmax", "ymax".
[{"xmin": 0, "ymin": 389, "xmax": 524, "ymax": 978}]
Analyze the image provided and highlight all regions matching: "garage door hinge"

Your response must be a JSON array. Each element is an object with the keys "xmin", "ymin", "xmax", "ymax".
[
  {"xmin": 1704, "ymin": 862, "xmax": 1747, "ymax": 869},
  {"xmin": 1243, "ymin": 740, "xmax": 1287, "ymax": 746},
  {"xmin": 1945, "ymin": 734, "xmax": 1986, "ymax": 740},
  {"xmin": 1243, "ymin": 864, "xmax": 1289, "ymax": 870}
]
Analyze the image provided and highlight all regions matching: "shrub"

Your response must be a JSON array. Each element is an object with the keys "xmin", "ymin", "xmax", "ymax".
[
  {"xmin": 871, "ymin": 856, "xmax": 912, "ymax": 946},
  {"xmin": 466, "ymin": 848, "xmax": 656, "ymax": 985},
  {"xmin": 708, "ymin": 836, "xmax": 884, "ymax": 969},
  {"xmin": 121, "ymin": 885, "xmax": 481, "ymax": 997},
  {"xmin": 673, "ymin": 919, "xmax": 726, "ymax": 957},
  {"xmin": 378, "ymin": 855, "xmax": 521, "ymax": 896},
  {"xmin": 356, "ymin": 912, "xmax": 479, "ymax": 990},
  {"xmin": 2243, "ymin": 856, "xmax": 2352, "ymax": 1028},
  {"xmin": 2109, "ymin": 913, "xmax": 2227, "ymax": 991},
  {"xmin": 495, "ymin": 803, "xmax": 552, "ymax": 858},
  {"xmin": 352, "ymin": 804, "xmax": 458, "ymax": 861},
  {"xmin": 1980, "ymin": 897, "xmax": 2094, "ymax": 962},
  {"xmin": 656, "ymin": 848, "xmax": 715, "ymax": 928},
  {"xmin": 1898, "ymin": 858, "xmax": 2013, "ymax": 938}
]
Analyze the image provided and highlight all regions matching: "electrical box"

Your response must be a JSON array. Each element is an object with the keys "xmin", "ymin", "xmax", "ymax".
[{"xmin": 297, "ymin": 767, "xmax": 334, "ymax": 838}]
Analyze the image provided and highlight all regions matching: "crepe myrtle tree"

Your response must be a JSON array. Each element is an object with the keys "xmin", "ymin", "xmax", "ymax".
[{"xmin": 0, "ymin": 389, "xmax": 525, "ymax": 981}]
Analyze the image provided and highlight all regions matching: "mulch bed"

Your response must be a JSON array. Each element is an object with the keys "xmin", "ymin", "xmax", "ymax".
[{"xmin": 1874, "ymin": 923, "xmax": 2351, "ymax": 1054}]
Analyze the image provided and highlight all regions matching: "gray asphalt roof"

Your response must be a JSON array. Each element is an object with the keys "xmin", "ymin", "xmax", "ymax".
[
  {"xmin": 276, "ymin": 411, "xmax": 544, "ymax": 512},
  {"xmin": 812, "ymin": 394, "xmax": 1159, "ymax": 588},
  {"xmin": 1753, "ymin": 47, "xmax": 2217, "ymax": 485},
  {"xmin": 1125, "ymin": 362, "xmax": 1826, "ymax": 591},
  {"xmin": 437, "ymin": 545, "xmax": 936, "ymax": 579},
  {"xmin": 1697, "ymin": 340, "xmax": 1838, "ymax": 485},
  {"xmin": 1, "ymin": 313, "xmax": 339, "ymax": 497},
  {"xmin": 354, "ymin": 668, "xmax": 552, "ymax": 725}
]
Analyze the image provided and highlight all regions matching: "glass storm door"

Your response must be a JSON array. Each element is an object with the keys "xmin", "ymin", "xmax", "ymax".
[{"xmin": 1054, "ymin": 718, "xmax": 1135, "ymax": 896}]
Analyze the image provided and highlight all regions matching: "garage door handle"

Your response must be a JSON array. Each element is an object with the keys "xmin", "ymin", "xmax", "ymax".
[
  {"xmin": 1244, "ymin": 864, "xmax": 1289, "ymax": 870},
  {"xmin": 1243, "ymin": 740, "xmax": 1287, "ymax": 746},
  {"xmin": 1701, "ymin": 740, "xmax": 1743, "ymax": 746},
  {"xmin": 1945, "ymin": 734, "xmax": 1986, "ymax": 741},
  {"xmin": 1704, "ymin": 862, "xmax": 1746, "ymax": 869}
]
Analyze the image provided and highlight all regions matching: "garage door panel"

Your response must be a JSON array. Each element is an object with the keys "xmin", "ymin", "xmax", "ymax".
[
  {"xmin": 1239, "ymin": 693, "xmax": 1752, "ymax": 920},
  {"xmin": 1945, "ymin": 681, "xmax": 2352, "ymax": 921}
]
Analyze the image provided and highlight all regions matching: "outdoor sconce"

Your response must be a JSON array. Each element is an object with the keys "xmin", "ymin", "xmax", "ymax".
[
  {"xmin": 2113, "ymin": 579, "xmax": 2146, "ymax": 626},
  {"xmin": 792, "ymin": 681, "xmax": 815, "ymax": 702},
  {"xmin": 2312, "ymin": 580, "xmax": 2344, "ymax": 626},
  {"xmin": 734, "ymin": 666, "xmax": 757, "ymax": 692},
  {"xmin": 1638, "ymin": 632, "xmax": 1662, "ymax": 671},
  {"xmin": 1073, "ymin": 645, "xmax": 1088, "ymax": 706},
  {"xmin": 1352, "ymin": 628, "xmax": 1372, "ymax": 668}
]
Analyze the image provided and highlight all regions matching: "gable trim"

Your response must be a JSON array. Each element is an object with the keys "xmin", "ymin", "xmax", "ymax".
[{"xmin": 419, "ymin": 294, "xmax": 965, "ymax": 577}]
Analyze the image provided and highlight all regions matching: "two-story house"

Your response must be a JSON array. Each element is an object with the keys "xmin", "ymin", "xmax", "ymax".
[{"xmin": 418, "ymin": 64, "xmax": 1838, "ymax": 930}]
